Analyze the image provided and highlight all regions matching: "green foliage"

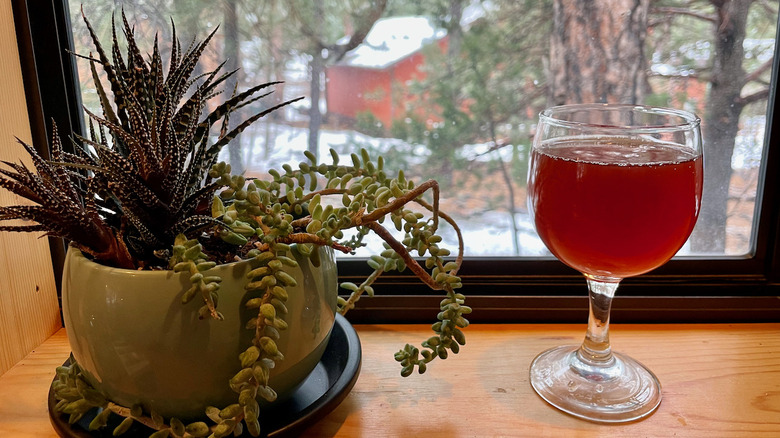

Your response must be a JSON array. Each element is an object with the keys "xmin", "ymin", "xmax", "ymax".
[
  {"xmin": 389, "ymin": 1, "xmax": 548, "ymax": 199},
  {"xmin": 354, "ymin": 111, "xmax": 386, "ymax": 137},
  {"xmin": 645, "ymin": 92, "xmax": 673, "ymax": 108}
]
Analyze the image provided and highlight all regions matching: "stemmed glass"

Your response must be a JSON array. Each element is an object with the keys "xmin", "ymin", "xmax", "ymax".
[{"xmin": 527, "ymin": 104, "xmax": 703, "ymax": 422}]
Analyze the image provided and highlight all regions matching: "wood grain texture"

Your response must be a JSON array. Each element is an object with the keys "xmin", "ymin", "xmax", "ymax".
[
  {"xmin": 1, "ymin": 323, "xmax": 778, "ymax": 437},
  {"xmin": 310, "ymin": 323, "xmax": 780, "ymax": 437},
  {"xmin": 0, "ymin": 329, "xmax": 68, "ymax": 437},
  {"xmin": 0, "ymin": 1, "xmax": 62, "ymax": 376}
]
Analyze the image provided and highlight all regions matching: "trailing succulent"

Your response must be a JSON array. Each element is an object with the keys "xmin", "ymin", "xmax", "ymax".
[{"xmin": 0, "ymin": 10, "xmax": 469, "ymax": 438}]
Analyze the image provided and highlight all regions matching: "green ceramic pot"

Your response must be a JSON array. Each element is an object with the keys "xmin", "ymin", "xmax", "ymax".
[{"xmin": 61, "ymin": 245, "xmax": 338, "ymax": 420}]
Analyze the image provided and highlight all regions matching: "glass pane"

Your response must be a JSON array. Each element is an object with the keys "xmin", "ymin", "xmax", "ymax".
[{"xmin": 68, "ymin": 1, "xmax": 778, "ymax": 258}]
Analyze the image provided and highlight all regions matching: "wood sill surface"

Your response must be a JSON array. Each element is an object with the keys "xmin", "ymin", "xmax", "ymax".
[{"xmin": 1, "ymin": 323, "xmax": 778, "ymax": 437}]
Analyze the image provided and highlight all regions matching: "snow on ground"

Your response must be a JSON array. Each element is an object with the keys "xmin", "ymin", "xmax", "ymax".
[
  {"xmin": 219, "ymin": 122, "xmax": 546, "ymax": 257},
  {"xmin": 220, "ymin": 118, "xmax": 763, "ymax": 258},
  {"xmin": 230, "ymin": 124, "xmax": 428, "ymax": 173}
]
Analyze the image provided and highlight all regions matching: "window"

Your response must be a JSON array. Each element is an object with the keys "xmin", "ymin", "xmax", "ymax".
[{"xmin": 12, "ymin": 0, "xmax": 780, "ymax": 323}]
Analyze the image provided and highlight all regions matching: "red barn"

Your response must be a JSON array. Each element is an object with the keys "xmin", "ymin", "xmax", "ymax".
[{"xmin": 325, "ymin": 17, "xmax": 447, "ymax": 128}]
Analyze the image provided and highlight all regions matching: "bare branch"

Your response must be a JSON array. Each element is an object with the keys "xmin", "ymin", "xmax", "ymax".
[
  {"xmin": 738, "ymin": 87, "xmax": 771, "ymax": 106},
  {"xmin": 648, "ymin": 16, "xmax": 674, "ymax": 28},
  {"xmin": 329, "ymin": 0, "xmax": 388, "ymax": 62},
  {"xmin": 757, "ymin": 0, "xmax": 779, "ymax": 16},
  {"xmin": 743, "ymin": 57, "xmax": 775, "ymax": 85},
  {"xmin": 288, "ymin": 5, "xmax": 326, "ymax": 51},
  {"xmin": 650, "ymin": 7, "xmax": 717, "ymax": 22}
]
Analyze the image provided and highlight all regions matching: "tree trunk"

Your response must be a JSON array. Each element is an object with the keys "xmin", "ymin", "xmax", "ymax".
[
  {"xmin": 549, "ymin": 0, "xmax": 649, "ymax": 105},
  {"xmin": 306, "ymin": 0, "xmax": 325, "ymax": 160},
  {"xmin": 447, "ymin": 0, "xmax": 464, "ymax": 61},
  {"xmin": 689, "ymin": 0, "xmax": 752, "ymax": 253},
  {"xmin": 266, "ymin": 0, "xmax": 286, "ymax": 160},
  {"xmin": 222, "ymin": 0, "xmax": 244, "ymax": 173},
  {"xmin": 308, "ymin": 48, "xmax": 323, "ymax": 160}
]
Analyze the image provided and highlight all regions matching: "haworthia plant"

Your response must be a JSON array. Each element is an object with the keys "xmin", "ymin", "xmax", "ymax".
[{"xmin": 0, "ymin": 9, "xmax": 301, "ymax": 269}]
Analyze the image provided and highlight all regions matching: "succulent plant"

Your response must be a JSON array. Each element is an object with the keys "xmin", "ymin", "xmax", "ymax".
[
  {"xmin": 1, "ymin": 10, "xmax": 300, "ymax": 269},
  {"xmin": 1, "ymin": 10, "xmax": 468, "ymax": 438}
]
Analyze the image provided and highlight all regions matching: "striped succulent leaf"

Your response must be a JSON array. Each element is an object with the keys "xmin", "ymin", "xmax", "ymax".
[
  {"xmin": 0, "ymin": 132, "xmax": 134, "ymax": 268},
  {"xmin": 0, "ymin": 11, "xmax": 300, "ymax": 268}
]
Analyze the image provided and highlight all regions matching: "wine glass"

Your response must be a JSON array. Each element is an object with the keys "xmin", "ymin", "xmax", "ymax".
[{"xmin": 527, "ymin": 104, "xmax": 703, "ymax": 423}]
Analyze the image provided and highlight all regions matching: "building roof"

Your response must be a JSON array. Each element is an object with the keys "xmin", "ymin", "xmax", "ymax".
[
  {"xmin": 338, "ymin": 16, "xmax": 445, "ymax": 69},
  {"xmin": 335, "ymin": 3, "xmax": 490, "ymax": 69}
]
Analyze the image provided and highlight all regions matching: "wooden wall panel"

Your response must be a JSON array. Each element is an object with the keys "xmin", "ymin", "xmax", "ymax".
[{"xmin": 0, "ymin": 1, "xmax": 62, "ymax": 376}]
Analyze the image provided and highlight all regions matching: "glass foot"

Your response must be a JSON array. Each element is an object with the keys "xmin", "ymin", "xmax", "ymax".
[{"xmin": 529, "ymin": 345, "xmax": 661, "ymax": 423}]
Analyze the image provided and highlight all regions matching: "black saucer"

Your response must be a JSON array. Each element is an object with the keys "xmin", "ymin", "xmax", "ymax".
[{"xmin": 49, "ymin": 313, "xmax": 362, "ymax": 437}]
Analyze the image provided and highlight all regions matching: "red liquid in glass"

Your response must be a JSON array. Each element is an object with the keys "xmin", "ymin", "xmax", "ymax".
[{"xmin": 529, "ymin": 139, "xmax": 703, "ymax": 279}]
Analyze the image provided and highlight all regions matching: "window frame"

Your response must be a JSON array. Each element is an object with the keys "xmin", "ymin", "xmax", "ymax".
[{"xmin": 12, "ymin": 0, "xmax": 780, "ymax": 323}]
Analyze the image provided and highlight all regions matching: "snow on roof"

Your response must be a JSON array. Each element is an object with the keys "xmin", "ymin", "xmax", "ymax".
[
  {"xmin": 338, "ymin": 16, "xmax": 446, "ymax": 69},
  {"xmin": 336, "ymin": 2, "xmax": 491, "ymax": 70}
]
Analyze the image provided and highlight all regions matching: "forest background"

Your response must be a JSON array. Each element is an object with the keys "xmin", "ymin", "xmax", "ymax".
[{"xmin": 67, "ymin": 0, "xmax": 778, "ymax": 257}]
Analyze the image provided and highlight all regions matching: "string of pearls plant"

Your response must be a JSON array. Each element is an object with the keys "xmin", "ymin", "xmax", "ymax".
[{"xmin": 50, "ymin": 147, "xmax": 469, "ymax": 437}]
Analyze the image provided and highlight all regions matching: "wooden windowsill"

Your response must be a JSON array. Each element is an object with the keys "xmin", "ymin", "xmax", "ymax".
[{"xmin": 1, "ymin": 323, "xmax": 778, "ymax": 437}]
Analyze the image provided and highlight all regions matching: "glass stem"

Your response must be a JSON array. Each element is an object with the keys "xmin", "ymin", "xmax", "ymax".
[{"xmin": 577, "ymin": 277, "xmax": 620, "ymax": 367}]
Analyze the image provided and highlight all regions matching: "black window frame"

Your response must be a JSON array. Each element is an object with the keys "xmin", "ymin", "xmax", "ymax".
[{"xmin": 12, "ymin": 0, "xmax": 780, "ymax": 323}]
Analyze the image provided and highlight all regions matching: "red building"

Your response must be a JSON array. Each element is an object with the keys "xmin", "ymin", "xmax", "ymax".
[{"xmin": 326, "ymin": 17, "xmax": 447, "ymax": 128}]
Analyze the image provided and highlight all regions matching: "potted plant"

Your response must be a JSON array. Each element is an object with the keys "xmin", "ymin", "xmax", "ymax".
[{"xmin": 0, "ymin": 10, "xmax": 469, "ymax": 438}]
